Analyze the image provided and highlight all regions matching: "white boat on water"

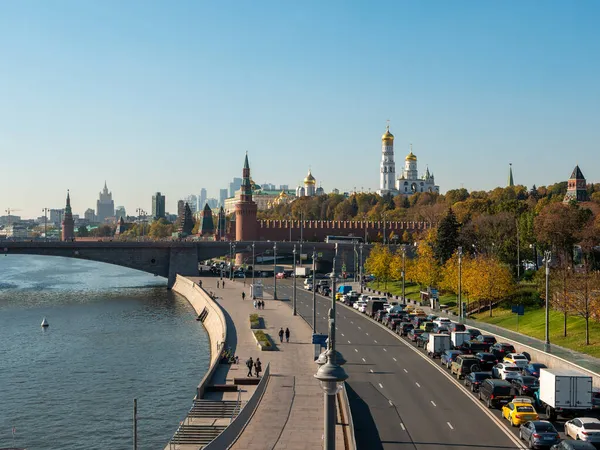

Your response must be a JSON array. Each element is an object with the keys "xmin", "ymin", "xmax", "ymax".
[{"xmin": 41, "ymin": 317, "xmax": 49, "ymax": 327}]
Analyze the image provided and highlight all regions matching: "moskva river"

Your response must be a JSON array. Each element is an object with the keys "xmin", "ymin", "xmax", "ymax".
[{"xmin": 0, "ymin": 255, "xmax": 209, "ymax": 450}]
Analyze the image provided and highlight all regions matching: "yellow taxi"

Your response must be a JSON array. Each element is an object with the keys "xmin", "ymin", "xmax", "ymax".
[
  {"xmin": 335, "ymin": 292, "xmax": 343, "ymax": 300},
  {"xmin": 501, "ymin": 397, "xmax": 539, "ymax": 427}
]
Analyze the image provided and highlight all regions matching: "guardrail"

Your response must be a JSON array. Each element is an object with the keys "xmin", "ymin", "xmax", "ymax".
[{"xmin": 340, "ymin": 382, "xmax": 357, "ymax": 450}]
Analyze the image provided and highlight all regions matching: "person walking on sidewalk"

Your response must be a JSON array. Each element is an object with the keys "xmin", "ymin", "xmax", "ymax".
[
  {"xmin": 278, "ymin": 327, "xmax": 284, "ymax": 343},
  {"xmin": 242, "ymin": 291, "xmax": 246, "ymax": 301},
  {"xmin": 222, "ymin": 280, "xmax": 226, "ymax": 288},
  {"xmin": 285, "ymin": 327, "xmax": 290, "ymax": 343},
  {"xmin": 254, "ymin": 358, "xmax": 262, "ymax": 378},
  {"xmin": 216, "ymin": 280, "xmax": 220, "ymax": 289},
  {"xmin": 253, "ymin": 299, "xmax": 257, "ymax": 309},
  {"xmin": 245, "ymin": 357, "xmax": 254, "ymax": 377}
]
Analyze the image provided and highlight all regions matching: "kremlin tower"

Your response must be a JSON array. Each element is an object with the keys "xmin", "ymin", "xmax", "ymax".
[
  {"xmin": 61, "ymin": 191, "xmax": 75, "ymax": 241},
  {"xmin": 235, "ymin": 153, "xmax": 258, "ymax": 242}
]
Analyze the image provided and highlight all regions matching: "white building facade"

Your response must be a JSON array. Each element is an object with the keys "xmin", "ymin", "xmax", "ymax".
[{"xmin": 376, "ymin": 126, "xmax": 439, "ymax": 196}]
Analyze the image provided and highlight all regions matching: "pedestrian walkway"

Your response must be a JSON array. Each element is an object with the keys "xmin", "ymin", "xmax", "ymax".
[{"xmin": 188, "ymin": 276, "xmax": 346, "ymax": 450}]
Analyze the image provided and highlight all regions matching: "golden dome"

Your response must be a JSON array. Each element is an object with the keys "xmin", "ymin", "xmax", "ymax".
[
  {"xmin": 405, "ymin": 151, "xmax": 417, "ymax": 161},
  {"xmin": 382, "ymin": 125, "xmax": 394, "ymax": 142},
  {"xmin": 304, "ymin": 170, "xmax": 316, "ymax": 185},
  {"xmin": 278, "ymin": 190, "xmax": 288, "ymax": 198}
]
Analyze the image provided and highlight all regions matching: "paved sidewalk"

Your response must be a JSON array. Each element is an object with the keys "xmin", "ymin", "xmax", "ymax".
[{"xmin": 189, "ymin": 276, "xmax": 345, "ymax": 450}]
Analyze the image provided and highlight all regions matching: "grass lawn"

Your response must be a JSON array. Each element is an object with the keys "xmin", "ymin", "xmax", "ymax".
[
  {"xmin": 367, "ymin": 281, "xmax": 458, "ymax": 309},
  {"xmin": 471, "ymin": 306, "xmax": 600, "ymax": 359}
]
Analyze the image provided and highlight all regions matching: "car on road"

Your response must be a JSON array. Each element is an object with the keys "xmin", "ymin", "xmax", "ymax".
[
  {"xmin": 441, "ymin": 350, "xmax": 463, "ymax": 369},
  {"xmin": 433, "ymin": 324, "xmax": 449, "ymax": 334},
  {"xmin": 358, "ymin": 303, "xmax": 367, "ymax": 313},
  {"xmin": 450, "ymin": 355, "xmax": 480, "ymax": 379},
  {"xmin": 353, "ymin": 301, "xmax": 366, "ymax": 310},
  {"xmin": 407, "ymin": 329, "xmax": 424, "ymax": 343},
  {"xmin": 275, "ymin": 272, "xmax": 287, "ymax": 279},
  {"xmin": 510, "ymin": 375, "xmax": 540, "ymax": 396},
  {"xmin": 416, "ymin": 332, "xmax": 430, "ymax": 348},
  {"xmin": 478, "ymin": 379, "xmax": 513, "ymax": 409},
  {"xmin": 433, "ymin": 317, "xmax": 452, "ymax": 327},
  {"xmin": 460, "ymin": 340, "xmax": 490, "ymax": 355},
  {"xmin": 503, "ymin": 353, "xmax": 530, "ymax": 369},
  {"xmin": 564, "ymin": 417, "xmax": 600, "ymax": 443},
  {"xmin": 501, "ymin": 397, "xmax": 539, "ymax": 427},
  {"xmin": 473, "ymin": 352, "xmax": 498, "ymax": 371},
  {"xmin": 388, "ymin": 318, "xmax": 403, "ymax": 332},
  {"xmin": 550, "ymin": 441, "xmax": 596, "ymax": 450},
  {"xmin": 426, "ymin": 314, "xmax": 439, "ymax": 322},
  {"xmin": 419, "ymin": 321, "xmax": 435, "ymax": 332},
  {"xmin": 466, "ymin": 328, "xmax": 482, "ymax": 340},
  {"xmin": 524, "ymin": 362, "xmax": 548, "ymax": 378},
  {"xmin": 489, "ymin": 342, "xmax": 517, "ymax": 360},
  {"xmin": 477, "ymin": 335, "xmax": 497, "ymax": 346},
  {"xmin": 448, "ymin": 322, "xmax": 467, "ymax": 333},
  {"xmin": 464, "ymin": 371, "xmax": 493, "ymax": 392},
  {"xmin": 492, "ymin": 362, "xmax": 521, "ymax": 380},
  {"xmin": 397, "ymin": 322, "xmax": 414, "ymax": 336},
  {"xmin": 519, "ymin": 420, "xmax": 561, "ymax": 449}
]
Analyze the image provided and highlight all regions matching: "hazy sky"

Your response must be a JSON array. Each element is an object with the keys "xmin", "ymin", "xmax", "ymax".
[{"xmin": 2, "ymin": 1, "xmax": 599, "ymax": 219}]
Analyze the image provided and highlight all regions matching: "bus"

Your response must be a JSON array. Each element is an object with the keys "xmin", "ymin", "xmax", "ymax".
[{"xmin": 324, "ymin": 235, "xmax": 364, "ymax": 244}]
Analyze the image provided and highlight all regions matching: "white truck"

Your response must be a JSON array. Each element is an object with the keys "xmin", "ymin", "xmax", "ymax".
[
  {"xmin": 295, "ymin": 267, "xmax": 309, "ymax": 277},
  {"xmin": 427, "ymin": 334, "xmax": 452, "ymax": 359},
  {"xmin": 451, "ymin": 331, "xmax": 470, "ymax": 349},
  {"xmin": 534, "ymin": 369, "xmax": 593, "ymax": 421}
]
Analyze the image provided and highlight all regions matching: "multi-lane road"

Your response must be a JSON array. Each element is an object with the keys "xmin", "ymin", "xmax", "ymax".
[{"xmin": 263, "ymin": 279, "xmax": 525, "ymax": 450}]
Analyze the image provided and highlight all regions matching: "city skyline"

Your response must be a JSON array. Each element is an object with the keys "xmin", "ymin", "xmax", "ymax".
[{"xmin": 2, "ymin": 1, "xmax": 600, "ymax": 218}]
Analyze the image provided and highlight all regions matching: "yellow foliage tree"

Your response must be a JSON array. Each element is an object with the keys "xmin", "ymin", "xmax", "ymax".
[
  {"xmin": 463, "ymin": 255, "xmax": 514, "ymax": 317},
  {"xmin": 412, "ymin": 231, "xmax": 441, "ymax": 288},
  {"xmin": 364, "ymin": 244, "xmax": 393, "ymax": 288}
]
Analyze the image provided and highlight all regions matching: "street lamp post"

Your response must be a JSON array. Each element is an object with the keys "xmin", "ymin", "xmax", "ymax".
[
  {"xmin": 252, "ymin": 242, "xmax": 255, "ymax": 288},
  {"xmin": 359, "ymin": 243, "xmax": 364, "ymax": 293},
  {"xmin": 458, "ymin": 246, "xmax": 463, "ymax": 323},
  {"xmin": 353, "ymin": 242, "xmax": 358, "ymax": 283},
  {"xmin": 401, "ymin": 245, "xmax": 407, "ymax": 305},
  {"xmin": 544, "ymin": 250, "xmax": 552, "ymax": 353},
  {"xmin": 312, "ymin": 249, "xmax": 317, "ymax": 333},
  {"xmin": 42, "ymin": 208, "xmax": 49, "ymax": 241},
  {"xmin": 292, "ymin": 245, "xmax": 297, "ymax": 316},
  {"xmin": 273, "ymin": 242, "xmax": 278, "ymax": 300},
  {"xmin": 383, "ymin": 212, "xmax": 387, "ymax": 245}
]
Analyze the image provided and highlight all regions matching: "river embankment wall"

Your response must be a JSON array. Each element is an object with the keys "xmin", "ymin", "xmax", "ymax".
[{"xmin": 172, "ymin": 275, "xmax": 227, "ymax": 397}]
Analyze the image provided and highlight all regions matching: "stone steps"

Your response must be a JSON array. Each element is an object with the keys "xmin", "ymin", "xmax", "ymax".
[
  {"xmin": 189, "ymin": 399, "xmax": 242, "ymax": 418},
  {"xmin": 170, "ymin": 424, "xmax": 227, "ymax": 446}
]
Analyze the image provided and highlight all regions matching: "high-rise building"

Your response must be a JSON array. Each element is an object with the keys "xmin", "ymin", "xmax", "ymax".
[
  {"xmin": 152, "ymin": 192, "xmax": 166, "ymax": 219},
  {"xmin": 97, "ymin": 181, "xmax": 115, "ymax": 222},
  {"xmin": 115, "ymin": 206, "xmax": 126, "ymax": 220},
  {"xmin": 84, "ymin": 208, "xmax": 96, "ymax": 222},
  {"xmin": 229, "ymin": 178, "xmax": 242, "ymax": 197},
  {"xmin": 177, "ymin": 200, "xmax": 185, "ymax": 220},
  {"xmin": 219, "ymin": 189, "xmax": 228, "ymax": 207},
  {"xmin": 207, "ymin": 198, "xmax": 218, "ymax": 209},
  {"xmin": 61, "ymin": 191, "xmax": 75, "ymax": 241},
  {"xmin": 50, "ymin": 209, "xmax": 63, "ymax": 225},
  {"xmin": 185, "ymin": 195, "xmax": 198, "ymax": 213},
  {"xmin": 279, "ymin": 184, "xmax": 289, "ymax": 191},
  {"xmin": 199, "ymin": 188, "xmax": 207, "ymax": 210}
]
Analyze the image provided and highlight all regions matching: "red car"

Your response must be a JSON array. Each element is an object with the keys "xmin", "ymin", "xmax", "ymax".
[{"xmin": 275, "ymin": 272, "xmax": 287, "ymax": 279}]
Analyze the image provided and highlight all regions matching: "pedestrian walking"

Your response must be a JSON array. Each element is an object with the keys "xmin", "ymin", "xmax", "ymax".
[
  {"xmin": 223, "ymin": 280, "xmax": 226, "ymax": 288},
  {"xmin": 261, "ymin": 300, "xmax": 265, "ymax": 309},
  {"xmin": 198, "ymin": 280, "xmax": 203, "ymax": 288},
  {"xmin": 254, "ymin": 358, "xmax": 262, "ymax": 378},
  {"xmin": 278, "ymin": 327, "xmax": 284, "ymax": 343},
  {"xmin": 242, "ymin": 292, "xmax": 246, "ymax": 301},
  {"xmin": 253, "ymin": 299, "xmax": 257, "ymax": 309},
  {"xmin": 246, "ymin": 357, "xmax": 254, "ymax": 377},
  {"xmin": 285, "ymin": 327, "xmax": 290, "ymax": 343},
  {"xmin": 216, "ymin": 280, "xmax": 220, "ymax": 289}
]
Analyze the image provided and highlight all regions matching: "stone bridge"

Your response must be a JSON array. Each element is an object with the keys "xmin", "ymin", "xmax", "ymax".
[{"xmin": 1, "ymin": 241, "xmax": 384, "ymax": 287}]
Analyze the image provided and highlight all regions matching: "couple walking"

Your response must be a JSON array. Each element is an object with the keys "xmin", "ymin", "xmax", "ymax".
[
  {"xmin": 278, "ymin": 327, "xmax": 290, "ymax": 343},
  {"xmin": 245, "ymin": 357, "xmax": 262, "ymax": 377},
  {"xmin": 217, "ymin": 280, "xmax": 226, "ymax": 289}
]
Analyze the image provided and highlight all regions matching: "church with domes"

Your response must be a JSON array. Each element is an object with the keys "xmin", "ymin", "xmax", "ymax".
[
  {"xmin": 376, "ymin": 125, "xmax": 439, "ymax": 196},
  {"xmin": 296, "ymin": 169, "xmax": 324, "ymax": 197}
]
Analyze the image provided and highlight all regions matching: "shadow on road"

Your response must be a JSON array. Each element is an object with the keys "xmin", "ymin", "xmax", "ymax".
[{"xmin": 345, "ymin": 382, "xmax": 384, "ymax": 450}]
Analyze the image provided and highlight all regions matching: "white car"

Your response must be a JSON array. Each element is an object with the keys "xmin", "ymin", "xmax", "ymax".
[
  {"xmin": 358, "ymin": 304, "xmax": 367, "ymax": 313},
  {"xmin": 433, "ymin": 318, "xmax": 452, "ymax": 327},
  {"xmin": 304, "ymin": 283, "xmax": 313, "ymax": 291},
  {"xmin": 359, "ymin": 294, "xmax": 369, "ymax": 302},
  {"xmin": 493, "ymin": 363, "xmax": 521, "ymax": 380},
  {"xmin": 565, "ymin": 417, "xmax": 600, "ymax": 443},
  {"xmin": 354, "ymin": 301, "xmax": 366, "ymax": 310},
  {"xmin": 503, "ymin": 353, "xmax": 529, "ymax": 369}
]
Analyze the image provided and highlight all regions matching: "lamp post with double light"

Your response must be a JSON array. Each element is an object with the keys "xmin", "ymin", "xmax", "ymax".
[
  {"xmin": 401, "ymin": 245, "xmax": 407, "ymax": 305},
  {"xmin": 252, "ymin": 242, "xmax": 255, "ymax": 288},
  {"xmin": 312, "ymin": 249, "xmax": 317, "ymax": 332},
  {"xmin": 458, "ymin": 246, "xmax": 463, "ymax": 323},
  {"xmin": 273, "ymin": 242, "xmax": 278, "ymax": 299},
  {"xmin": 292, "ymin": 245, "xmax": 297, "ymax": 315},
  {"xmin": 359, "ymin": 243, "xmax": 364, "ymax": 293},
  {"xmin": 42, "ymin": 208, "xmax": 49, "ymax": 241},
  {"xmin": 543, "ymin": 250, "xmax": 552, "ymax": 353}
]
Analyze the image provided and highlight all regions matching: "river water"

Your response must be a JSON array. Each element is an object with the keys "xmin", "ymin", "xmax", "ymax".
[{"xmin": 0, "ymin": 255, "xmax": 209, "ymax": 450}]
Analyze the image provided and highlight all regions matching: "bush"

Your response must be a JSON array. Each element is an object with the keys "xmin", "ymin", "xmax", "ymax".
[
  {"xmin": 249, "ymin": 314, "xmax": 262, "ymax": 329},
  {"xmin": 253, "ymin": 330, "xmax": 272, "ymax": 348}
]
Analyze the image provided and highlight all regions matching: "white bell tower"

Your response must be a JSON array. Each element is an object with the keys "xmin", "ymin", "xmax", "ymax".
[{"xmin": 377, "ymin": 123, "xmax": 396, "ymax": 195}]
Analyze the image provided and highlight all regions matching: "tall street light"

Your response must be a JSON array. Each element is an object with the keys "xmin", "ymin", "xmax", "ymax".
[
  {"xmin": 312, "ymin": 249, "xmax": 317, "ymax": 333},
  {"xmin": 42, "ymin": 208, "xmax": 49, "ymax": 241},
  {"xmin": 292, "ymin": 245, "xmax": 297, "ymax": 316},
  {"xmin": 458, "ymin": 246, "xmax": 463, "ymax": 323},
  {"xmin": 401, "ymin": 244, "xmax": 407, "ymax": 305},
  {"xmin": 252, "ymin": 242, "xmax": 255, "ymax": 288},
  {"xmin": 543, "ymin": 250, "xmax": 552, "ymax": 353},
  {"xmin": 359, "ymin": 243, "xmax": 364, "ymax": 293},
  {"xmin": 273, "ymin": 242, "xmax": 278, "ymax": 299},
  {"xmin": 314, "ymin": 244, "xmax": 348, "ymax": 450}
]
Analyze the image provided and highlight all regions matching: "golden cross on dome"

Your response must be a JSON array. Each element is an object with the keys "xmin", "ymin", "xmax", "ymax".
[{"xmin": 386, "ymin": 119, "xmax": 390, "ymax": 131}]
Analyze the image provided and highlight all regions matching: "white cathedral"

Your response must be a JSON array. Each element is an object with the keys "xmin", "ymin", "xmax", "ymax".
[{"xmin": 376, "ymin": 125, "xmax": 439, "ymax": 196}]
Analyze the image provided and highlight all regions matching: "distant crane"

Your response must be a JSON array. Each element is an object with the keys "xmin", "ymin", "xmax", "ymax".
[{"xmin": 4, "ymin": 208, "xmax": 22, "ymax": 227}]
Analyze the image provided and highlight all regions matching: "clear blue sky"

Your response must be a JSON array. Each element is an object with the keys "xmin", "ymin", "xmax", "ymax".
[{"xmin": 2, "ymin": 0, "xmax": 599, "ymax": 219}]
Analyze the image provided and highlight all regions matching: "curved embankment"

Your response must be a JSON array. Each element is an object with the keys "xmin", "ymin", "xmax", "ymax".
[{"xmin": 172, "ymin": 275, "xmax": 227, "ymax": 398}]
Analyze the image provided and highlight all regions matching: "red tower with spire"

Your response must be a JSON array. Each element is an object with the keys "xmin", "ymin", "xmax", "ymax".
[
  {"xmin": 62, "ymin": 190, "xmax": 75, "ymax": 241},
  {"xmin": 235, "ymin": 153, "xmax": 257, "ymax": 242}
]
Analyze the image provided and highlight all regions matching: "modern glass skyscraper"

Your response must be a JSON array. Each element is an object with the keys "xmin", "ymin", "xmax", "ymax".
[{"xmin": 152, "ymin": 192, "xmax": 166, "ymax": 219}]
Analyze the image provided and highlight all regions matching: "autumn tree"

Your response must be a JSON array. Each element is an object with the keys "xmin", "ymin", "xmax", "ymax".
[
  {"xmin": 413, "ymin": 230, "xmax": 441, "ymax": 289},
  {"xmin": 435, "ymin": 208, "xmax": 460, "ymax": 264},
  {"xmin": 364, "ymin": 244, "xmax": 393, "ymax": 288},
  {"xmin": 464, "ymin": 255, "xmax": 514, "ymax": 317},
  {"xmin": 568, "ymin": 270, "xmax": 600, "ymax": 345}
]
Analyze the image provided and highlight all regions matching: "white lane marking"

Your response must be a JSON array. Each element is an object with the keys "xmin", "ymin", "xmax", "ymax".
[
  {"xmin": 400, "ymin": 423, "xmax": 406, "ymax": 431},
  {"xmin": 374, "ymin": 340, "xmax": 378, "ymax": 344},
  {"xmin": 366, "ymin": 333, "xmax": 369, "ymax": 336},
  {"xmin": 348, "ymin": 340, "xmax": 351, "ymax": 344},
  {"xmin": 393, "ymin": 357, "xmax": 397, "ymax": 362},
  {"xmin": 350, "ymin": 321, "xmax": 353, "ymax": 324},
  {"xmin": 383, "ymin": 348, "xmax": 387, "ymax": 352},
  {"xmin": 431, "ymin": 400, "xmax": 437, "ymax": 407},
  {"xmin": 358, "ymin": 326, "xmax": 361, "ymax": 330},
  {"xmin": 362, "ymin": 358, "xmax": 366, "ymax": 362},
  {"xmin": 388, "ymin": 399, "xmax": 394, "ymax": 406},
  {"xmin": 341, "ymin": 333, "xmax": 344, "ymax": 337},
  {"xmin": 415, "ymin": 382, "xmax": 421, "ymax": 388},
  {"xmin": 447, "ymin": 422, "xmax": 454, "ymax": 430},
  {"xmin": 334, "ymin": 300, "xmax": 527, "ymax": 449},
  {"xmin": 378, "ymin": 383, "xmax": 383, "ymax": 389},
  {"xmin": 370, "ymin": 369, "xmax": 373, "ymax": 373},
  {"xmin": 355, "ymin": 348, "xmax": 358, "ymax": 352}
]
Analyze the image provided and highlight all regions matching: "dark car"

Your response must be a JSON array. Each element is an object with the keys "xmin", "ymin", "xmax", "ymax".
[
  {"xmin": 524, "ymin": 363, "xmax": 548, "ymax": 378},
  {"xmin": 461, "ymin": 341, "xmax": 490, "ymax": 355},
  {"xmin": 474, "ymin": 352, "xmax": 498, "ymax": 371},
  {"xmin": 426, "ymin": 314, "xmax": 439, "ymax": 322},
  {"xmin": 464, "ymin": 371, "xmax": 493, "ymax": 392},
  {"xmin": 435, "ymin": 326, "xmax": 450, "ymax": 335},
  {"xmin": 466, "ymin": 328, "xmax": 482, "ymax": 340},
  {"xmin": 416, "ymin": 332, "xmax": 430, "ymax": 348},
  {"xmin": 407, "ymin": 329, "xmax": 424, "ymax": 342},
  {"xmin": 412, "ymin": 317, "xmax": 426, "ymax": 328},
  {"xmin": 519, "ymin": 421, "xmax": 561, "ymax": 449},
  {"xmin": 376, "ymin": 310, "xmax": 387, "ymax": 322},
  {"xmin": 550, "ymin": 441, "xmax": 596, "ymax": 450},
  {"xmin": 322, "ymin": 286, "xmax": 331, "ymax": 296},
  {"xmin": 450, "ymin": 355, "xmax": 481, "ymax": 379},
  {"xmin": 448, "ymin": 322, "xmax": 467, "ymax": 333},
  {"xmin": 489, "ymin": 342, "xmax": 516, "ymax": 359},
  {"xmin": 511, "ymin": 375, "xmax": 540, "ymax": 396},
  {"xmin": 478, "ymin": 379, "xmax": 513, "ymax": 408},
  {"xmin": 441, "ymin": 350, "xmax": 463, "ymax": 369},
  {"xmin": 389, "ymin": 318, "xmax": 403, "ymax": 332},
  {"xmin": 398, "ymin": 322, "xmax": 414, "ymax": 336},
  {"xmin": 477, "ymin": 335, "xmax": 497, "ymax": 346}
]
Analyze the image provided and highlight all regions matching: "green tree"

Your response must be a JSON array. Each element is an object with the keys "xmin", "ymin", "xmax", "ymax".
[
  {"xmin": 434, "ymin": 208, "xmax": 459, "ymax": 264},
  {"xmin": 76, "ymin": 225, "xmax": 89, "ymax": 237}
]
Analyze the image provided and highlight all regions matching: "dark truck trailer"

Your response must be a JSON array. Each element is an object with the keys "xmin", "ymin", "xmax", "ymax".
[{"xmin": 367, "ymin": 300, "xmax": 386, "ymax": 318}]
